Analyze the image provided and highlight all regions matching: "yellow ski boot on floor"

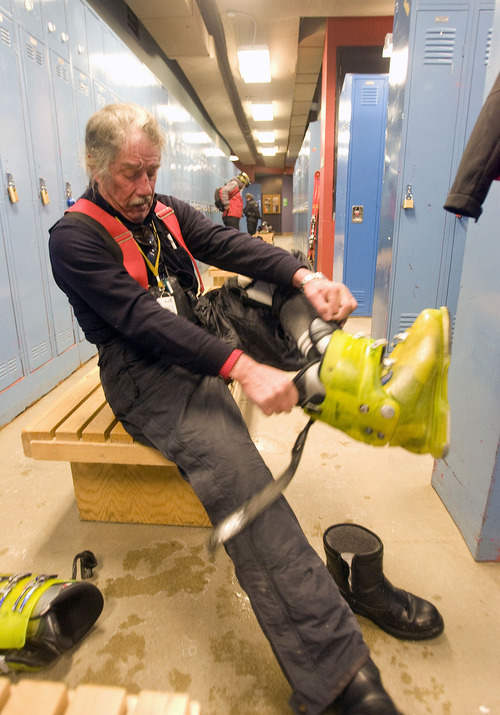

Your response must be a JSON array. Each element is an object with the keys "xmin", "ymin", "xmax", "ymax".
[{"xmin": 295, "ymin": 307, "xmax": 450, "ymax": 458}]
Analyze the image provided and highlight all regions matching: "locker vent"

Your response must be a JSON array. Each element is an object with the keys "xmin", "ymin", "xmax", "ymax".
[
  {"xmin": 0, "ymin": 358, "xmax": 19, "ymax": 382},
  {"xmin": 423, "ymin": 28, "xmax": 456, "ymax": 64},
  {"xmin": 1, "ymin": 26, "xmax": 11, "ymax": 47},
  {"xmin": 77, "ymin": 77, "xmax": 90, "ymax": 96},
  {"xmin": 95, "ymin": 89, "xmax": 107, "ymax": 108},
  {"xmin": 485, "ymin": 28, "xmax": 493, "ymax": 66},
  {"xmin": 361, "ymin": 86, "xmax": 379, "ymax": 106},
  {"xmin": 55, "ymin": 63, "xmax": 70, "ymax": 83},
  {"xmin": 397, "ymin": 313, "xmax": 419, "ymax": 333},
  {"xmin": 26, "ymin": 41, "xmax": 43, "ymax": 66},
  {"xmin": 32, "ymin": 341, "xmax": 50, "ymax": 363}
]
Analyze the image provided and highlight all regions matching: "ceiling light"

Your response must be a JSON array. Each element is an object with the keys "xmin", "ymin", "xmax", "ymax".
[
  {"xmin": 250, "ymin": 103, "xmax": 274, "ymax": 121},
  {"xmin": 257, "ymin": 131, "xmax": 275, "ymax": 143},
  {"xmin": 237, "ymin": 46, "xmax": 271, "ymax": 83},
  {"xmin": 229, "ymin": 154, "xmax": 240, "ymax": 161},
  {"xmin": 260, "ymin": 146, "xmax": 278, "ymax": 156}
]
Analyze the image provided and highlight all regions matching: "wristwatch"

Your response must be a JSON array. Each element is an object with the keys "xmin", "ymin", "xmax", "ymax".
[{"xmin": 299, "ymin": 272, "xmax": 327, "ymax": 291}]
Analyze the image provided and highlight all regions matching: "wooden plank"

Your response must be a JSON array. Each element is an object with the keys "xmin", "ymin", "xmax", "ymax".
[
  {"xmin": 0, "ymin": 678, "xmax": 10, "ymax": 710},
  {"xmin": 189, "ymin": 701, "xmax": 201, "ymax": 715},
  {"xmin": 70, "ymin": 462, "xmax": 211, "ymax": 526},
  {"xmin": 55, "ymin": 386, "xmax": 108, "ymax": 441},
  {"xmin": 109, "ymin": 420, "xmax": 134, "ymax": 444},
  {"xmin": 132, "ymin": 691, "xmax": 193, "ymax": 714},
  {"xmin": 22, "ymin": 367, "xmax": 101, "ymax": 442},
  {"xmin": 27, "ymin": 439, "xmax": 175, "ymax": 466},
  {"xmin": 1, "ymin": 680, "xmax": 68, "ymax": 715},
  {"xmin": 65, "ymin": 685, "xmax": 127, "ymax": 715},
  {"xmin": 81, "ymin": 402, "xmax": 118, "ymax": 443}
]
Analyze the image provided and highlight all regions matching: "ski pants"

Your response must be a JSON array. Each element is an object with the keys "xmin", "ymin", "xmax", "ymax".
[{"xmin": 98, "ymin": 339, "xmax": 369, "ymax": 714}]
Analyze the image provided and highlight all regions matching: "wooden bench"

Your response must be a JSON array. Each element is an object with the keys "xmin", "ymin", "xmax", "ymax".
[
  {"xmin": 21, "ymin": 366, "xmax": 216, "ymax": 527},
  {"xmin": 254, "ymin": 231, "xmax": 274, "ymax": 244},
  {"xmin": 0, "ymin": 677, "xmax": 200, "ymax": 714},
  {"xmin": 208, "ymin": 266, "xmax": 237, "ymax": 287}
]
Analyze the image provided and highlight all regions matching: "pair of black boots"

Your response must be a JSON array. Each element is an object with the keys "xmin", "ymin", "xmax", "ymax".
[{"xmin": 324, "ymin": 523, "xmax": 444, "ymax": 714}]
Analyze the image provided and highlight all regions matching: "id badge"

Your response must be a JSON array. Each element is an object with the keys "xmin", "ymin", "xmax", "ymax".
[{"xmin": 157, "ymin": 294, "xmax": 178, "ymax": 314}]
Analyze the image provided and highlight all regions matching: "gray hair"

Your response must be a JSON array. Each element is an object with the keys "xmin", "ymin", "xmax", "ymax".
[{"xmin": 85, "ymin": 103, "xmax": 166, "ymax": 183}]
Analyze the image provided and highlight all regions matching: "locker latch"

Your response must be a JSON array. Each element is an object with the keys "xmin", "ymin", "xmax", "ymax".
[
  {"xmin": 6, "ymin": 172, "xmax": 19, "ymax": 203},
  {"xmin": 39, "ymin": 177, "xmax": 50, "ymax": 205},
  {"xmin": 352, "ymin": 205, "xmax": 364, "ymax": 223},
  {"xmin": 403, "ymin": 185, "xmax": 414, "ymax": 209}
]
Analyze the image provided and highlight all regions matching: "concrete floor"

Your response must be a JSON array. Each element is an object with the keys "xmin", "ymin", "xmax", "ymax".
[{"xmin": 1, "ymin": 242, "xmax": 499, "ymax": 714}]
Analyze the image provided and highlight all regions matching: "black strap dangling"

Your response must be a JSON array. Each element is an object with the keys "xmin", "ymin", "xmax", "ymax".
[{"xmin": 71, "ymin": 550, "xmax": 98, "ymax": 580}]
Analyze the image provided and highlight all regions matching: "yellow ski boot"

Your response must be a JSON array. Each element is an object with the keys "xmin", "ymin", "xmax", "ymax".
[{"xmin": 295, "ymin": 307, "xmax": 450, "ymax": 458}]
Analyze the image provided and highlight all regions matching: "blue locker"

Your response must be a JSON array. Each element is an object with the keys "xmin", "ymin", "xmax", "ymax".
[
  {"xmin": 12, "ymin": 0, "xmax": 43, "ymax": 36},
  {"xmin": 1, "ymin": 17, "xmax": 53, "ymax": 374},
  {"xmin": 372, "ymin": 0, "xmax": 495, "ymax": 342},
  {"xmin": 19, "ymin": 27, "xmax": 75, "ymax": 356},
  {"xmin": 41, "ymin": 0, "xmax": 69, "ymax": 61},
  {"xmin": 66, "ymin": 0, "xmax": 90, "ymax": 75},
  {"xmin": 1, "ymin": 0, "xmax": 237, "ymax": 425},
  {"xmin": 0, "ymin": 212, "xmax": 23, "ymax": 392},
  {"xmin": 333, "ymin": 74, "xmax": 388, "ymax": 316}
]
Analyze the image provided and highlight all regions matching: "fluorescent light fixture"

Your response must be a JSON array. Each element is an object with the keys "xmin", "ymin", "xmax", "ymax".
[
  {"xmin": 257, "ymin": 131, "xmax": 275, "ymax": 143},
  {"xmin": 382, "ymin": 33, "xmax": 393, "ymax": 58},
  {"xmin": 229, "ymin": 154, "xmax": 240, "ymax": 161},
  {"xmin": 237, "ymin": 46, "xmax": 271, "ymax": 83},
  {"xmin": 250, "ymin": 103, "xmax": 274, "ymax": 121},
  {"xmin": 260, "ymin": 146, "xmax": 278, "ymax": 156}
]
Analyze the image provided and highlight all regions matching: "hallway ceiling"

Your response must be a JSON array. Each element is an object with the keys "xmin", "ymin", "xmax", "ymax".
[{"xmin": 125, "ymin": 0, "xmax": 394, "ymax": 171}]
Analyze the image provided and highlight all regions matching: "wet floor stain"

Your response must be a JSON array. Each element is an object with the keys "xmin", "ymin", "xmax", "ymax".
[
  {"xmin": 208, "ymin": 630, "xmax": 287, "ymax": 713},
  {"xmin": 80, "ymin": 628, "xmax": 146, "ymax": 693},
  {"xmin": 167, "ymin": 667, "xmax": 192, "ymax": 693},
  {"xmin": 102, "ymin": 541, "xmax": 216, "ymax": 599}
]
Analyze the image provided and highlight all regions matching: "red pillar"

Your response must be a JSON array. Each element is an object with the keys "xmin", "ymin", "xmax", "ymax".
[{"xmin": 317, "ymin": 16, "xmax": 394, "ymax": 278}]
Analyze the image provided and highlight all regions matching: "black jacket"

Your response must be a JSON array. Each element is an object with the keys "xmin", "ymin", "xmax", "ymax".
[
  {"xmin": 49, "ymin": 190, "xmax": 304, "ymax": 376},
  {"xmin": 243, "ymin": 199, "xmax": 261, "ymax": 220},
  {"xmin": 444, "ymin": 72, "xmax": 500, "ymax": 220}
]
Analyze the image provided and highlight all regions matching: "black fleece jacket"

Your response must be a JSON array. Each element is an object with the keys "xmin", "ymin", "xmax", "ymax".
[
  {"xmin": 49, "ymin": 190, "xmax": 305, "ymax": 376},
  {"xmin": 444, "ymin": 72, "xmax": 500, "ymax": 220}
]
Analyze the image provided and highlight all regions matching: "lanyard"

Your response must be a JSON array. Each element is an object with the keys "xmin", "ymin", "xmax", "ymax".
[{"xmin": 133, "ymin": 222, "xmax": 165, "ymax": 292}]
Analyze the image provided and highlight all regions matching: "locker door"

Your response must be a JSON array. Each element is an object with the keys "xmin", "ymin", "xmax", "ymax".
[
  {"xmin": 343, "ymin": 76, "xmax": 388, "ymax": 316},
  {"xmin": 387, "ymin": 9, "xmax": 468, "ymax": 336},
  {"xmin": 20, "ymin": 27, "xmax": 74, "ymax": 356},
  {"xmin": 441, "ymin": 9, "xmax": 494, "ymax": 327},
  {"xmin": 0, "ymin": 15, "xmax": 52, "ymax": 374},
  {"xmin": 41, "ymin": 0, "xmax": 69, "ymax": 60},
  {"xmin": 0, "ymin": 210, "xmax": 23, "ymax": 391},
  {"xmin": 66, "ymin": 0, "xmax": 89, "ymax": 75},
  {"xmin": 12, "ymin": 0, "xmax": 43, "ymax": 36}
]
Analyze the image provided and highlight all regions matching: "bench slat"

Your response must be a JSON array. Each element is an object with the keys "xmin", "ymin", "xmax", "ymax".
[
  {"xmin": 109, "ymin": 420, "xmax": 135, "ymax": 444},
  {"xmin": 81, "ymin": 401, "xmax": 119, "ymax": 443},
  {"xmin": 55, "ymin": 386, "xmax": 109, "ymax": 441},
  {"xmin": 27, "ymin": 438, "xmax": 174, "ymax": 466},
  {"xmin": 21, "ymin": 368, "xmax": 101, "ymax": 449}
]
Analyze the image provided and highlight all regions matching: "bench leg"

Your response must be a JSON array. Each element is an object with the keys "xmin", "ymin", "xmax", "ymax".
[{"xmin": 70, "ymin": 462, "xmax": 211, "ymax": 527}]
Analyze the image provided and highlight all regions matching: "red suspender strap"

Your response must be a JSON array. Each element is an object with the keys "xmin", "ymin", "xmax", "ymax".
[
  {"xmin": 67, "ymin": 198, "xmax": 204, "ymax": 294},
  {"xmin": 154, "ymin": 201, "xmax": 204, "ymax": 294},
  {"xmin": 67, "ymin": 198, "xmax": 149, "ymax": 289}
]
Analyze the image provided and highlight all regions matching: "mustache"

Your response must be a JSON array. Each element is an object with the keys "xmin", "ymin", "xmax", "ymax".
[{"xmin": 129, "ymin": 196, "xmax": 153, "ymax": 207}]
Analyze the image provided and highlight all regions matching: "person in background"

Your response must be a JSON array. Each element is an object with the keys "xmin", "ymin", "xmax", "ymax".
[
  {"xmin": 220, "ymin": 171, "xmax": 250, "ymax": 229},
  {"xmin": 243, "ymin": 192, "xmax": 261, "ymax": 235}
]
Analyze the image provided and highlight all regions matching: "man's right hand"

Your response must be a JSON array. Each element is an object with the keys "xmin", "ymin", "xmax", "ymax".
[{"xmin": 229, "ymin": 353, "xmax": 299, "ymax": 416}]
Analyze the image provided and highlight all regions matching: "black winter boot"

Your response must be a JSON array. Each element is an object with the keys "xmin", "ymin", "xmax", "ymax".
[
  {"xmin": 333, "ymin": 658, "xmax": 403, "ymax": 714},
  {"xmin": 323, "ymin": 524, "xmax": 444, "ymax": 640}
]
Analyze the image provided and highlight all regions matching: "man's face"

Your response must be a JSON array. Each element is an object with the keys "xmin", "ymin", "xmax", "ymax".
[{"xmin": 97, "ymin": 130, "xmax": 162, "ymax": 223}]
